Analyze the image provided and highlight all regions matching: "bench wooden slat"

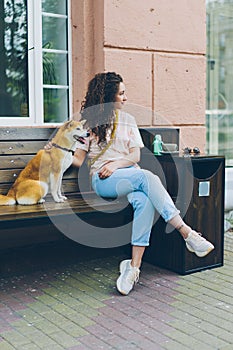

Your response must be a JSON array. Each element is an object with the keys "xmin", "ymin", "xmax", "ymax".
[
  {"xmin": 0, "ymin": 155, "xmax": 34, "ymax": 169},
  {"xmin": 0, "ymin": 169, "xmax": 21, "ymax": 183},
  {"xmin": 0, "ymin": 183, "xmax": 10, "ymax": 195},
  {"xmin": 0, "ymin": 179, "xmax": 90, "ymax": 196},
  {"xmin": 0, "ymin": 194, "xmax": 128, "ymax": 221},
  {"xmin": 0, "ymin": 167, "xmax": 80, "ymax": 183},
  {"xmin": 61, "ymin": 178, "xmax": 90, "ymax": 193},
  {"xmin": 0, "ymin": 141, "xmax": 47, "ymax": 155},
  {"xmin": 0, "ymin": 127, "xmax": 55, "ymax": 140},
  {"xmin": 0, "ymin": 156, "xmax": 79, "ymax": 174}
]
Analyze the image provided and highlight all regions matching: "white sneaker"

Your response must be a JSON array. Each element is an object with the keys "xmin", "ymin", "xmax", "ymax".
[
  {"xmin": 185, "ymin": 230, "xmax": 215, "ymax": 257},
  {"xmin": 116, "ymin": 259, "xmax": 140, "ymax": 296}
]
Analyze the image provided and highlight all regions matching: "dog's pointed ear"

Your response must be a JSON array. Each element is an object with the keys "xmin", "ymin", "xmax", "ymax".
[
  {"xmin": 80, "ymin": 119, "xmax": 86, "ymax": 126},
  {"xmin": 61, "ymin": 120, "xmax": 71, "ymax": 130},
  {"xmin": 67, "ymin": 120, "xmax": 75, "ymax": 128}
]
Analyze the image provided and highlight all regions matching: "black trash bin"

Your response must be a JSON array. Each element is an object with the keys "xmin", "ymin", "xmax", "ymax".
[{"xmin": 143, "ymin": 154, "xmax": 225, "ymax": 275}]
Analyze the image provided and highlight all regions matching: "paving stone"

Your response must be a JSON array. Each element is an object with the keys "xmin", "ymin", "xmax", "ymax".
[
  {"xmin": 35, "ymin": 294, "xmax": 60, "ymax": 306},
  {"xmin": 16, "ymin": 308, "xmax": 44, "ymax": 323},
  {"xmin": 33, "ymin": 319, "xmax": 60, "ymax": 335},
  {"xmin": 42, "ymin": 310, "xmax": 69, "ymax": 325},
  {"xmin": 50, "ymin": 302, "xmax": 77, "ymax": 315},
  {"xmin": 65, "ymin": 311, "xmax": 95, "ymax": 327},
  {"xmin": 162, "ymin": 340, "xmax": 193, "ymax": 350},
  {"xmin": 43, "ymin": 288, "xmax": 82, "ymax": 307},
  {"xmin": 79, "ymin": 334, "xmax": 116, "ymax": 349},
  {"xmin": 11, "ymin": 319, "xmax": 40, "ymax": 335},
  {"xmin": 165, "ymin": 319, "xmax": 200, "ymax": 335},
  {"xmin": 22, "ymin": 344, "xmax": 42, "ymax": 350},
  {"xmin": 0, "ymin": 341, "xmax": 16, "ymax": 350},
  {"xmin": 26, "ymin": 301, "xmax": 52, "ymax": 314},
  {"xmin": 40, "ymin": 344, "xmax": 65, "ymax": 350},
  {"xmin": 217, "ymin": 331, "xmax": 233, "ymax": 343},
  {"xmin": 0, "ymin": 329, "xmax": 31, "ymax": 347},
  {"xmin": 192, "ymin": 331, "xmax": 228, "ymax": 348},
  {"xmin": 169, "ymin": 309, "xmax": 200, "ymax": 324},
  {"xmin": 67, "ymin": 345, "xmax": 92, "ymax": 350},
  {"xmin": 45, "ymin": 282, "xmax": 106, "ymax": 309},
  {"xmin": 166, "ymin": 329, "xmax": 214, "ymax": 350},
  {"xmin": 59, "ymin": 321, "xmax": 88, "ymax": 337},
  {"xmin": 25, "ymin": 329, "xmax": 57, "ymax": 346},
  {"xmin": 70, "ymin": 303, "xmax": 100, "ymax": 318},
  {"xmin": 49, "ymin": 330, "xmax": 80, "ymax": 348},
  {"xmin": 221, "ymin": 346, "xmax": 233, "ymax": 350}
]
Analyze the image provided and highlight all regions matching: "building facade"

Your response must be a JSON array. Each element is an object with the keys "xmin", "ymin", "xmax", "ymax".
[{"xmin": 1, "ymin": 0, "xmax": 206, "ymax": 152}]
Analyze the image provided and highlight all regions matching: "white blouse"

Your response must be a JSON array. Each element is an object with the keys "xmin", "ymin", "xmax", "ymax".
[{"xmin": 78, "ymin": 110, "xmax": 144, "ymax": 174}]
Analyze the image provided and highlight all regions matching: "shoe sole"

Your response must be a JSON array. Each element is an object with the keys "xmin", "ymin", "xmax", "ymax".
[
  {"xmin": 186, "ymin": 242, "xmax": 214, "ymax": 257},
  {"xmin": 116, "ymin": 276, "xmax": 128, "ymax": 296},
  {"xmin": 116, "ymin": 260, "xmax": 131, "ymax": 296}
]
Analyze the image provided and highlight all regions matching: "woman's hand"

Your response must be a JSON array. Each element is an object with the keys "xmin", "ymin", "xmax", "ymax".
[
  {"xmin": 98, "ymin": 161, "xmax": 119, "ymax": 179},
  {"xmin": 44, "ymin": 141, "xmax": 53, "ymax": 151},
  {"xmin": 98, "ymin": 147, "xmax": 141, "ymax": 179}
]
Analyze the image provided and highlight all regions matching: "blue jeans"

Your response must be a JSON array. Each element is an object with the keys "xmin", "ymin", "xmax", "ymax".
[{"xmin": 92, "ymin": 167, "xmax": 180, "ymax": 246}]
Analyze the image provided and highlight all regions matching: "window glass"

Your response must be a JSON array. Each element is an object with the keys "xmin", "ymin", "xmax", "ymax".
[
  {"xmin": 42, "ymin": 0, "xmax": 67, "ymax": 15},
  {"xmin": 42, "ymin": 16, "xmax": 67, "ymax": 51},
  {"xmin": 0, "ymin": 0, "xmax": 29, "ymax": 118},
  {"xmin": 43, "ymin": 52, "xmax": 68, "ymax": 86},
  {"xmin": 44, "ymin": 88, "xmax": 68, "ymax": 123},
  {"xmin": 42, "ymin": 0, "xmax": 69, "ymax": 123},
  {"xmin": 206, "ymin": 0, "xmax": 233, "ymax": 166},
  {"xmin": 0, "ymin": 0, "xmax": 70, "ymax": 124}
]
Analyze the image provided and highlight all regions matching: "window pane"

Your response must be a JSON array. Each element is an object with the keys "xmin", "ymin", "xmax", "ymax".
[
  {"xmin": 42, "ymin": 0, "xmax": 67, "ymax": 15},
  {"xmin": 206, "ymin": 1, "xmax": 233, "ymax": 165},
  {"xmin": 43, "ymin": 52, "xmax": 68, "ymax": 86},
  {"xmin": 44, "ymin": 88, "xmax": 69, "ymax": 123},
  {"xmin": 0, "ymin": 0, "xmax": 29, "ymax": 117},
  {"xmin": 42, "ymin": 16, "xmax": 67, "ymax": 51}
]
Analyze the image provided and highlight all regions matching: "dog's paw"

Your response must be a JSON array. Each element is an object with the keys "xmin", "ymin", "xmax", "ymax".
[
  {"xmin": 54, "ymin": 198, "xmax": 65, "ymax": 203},
  {"xmin": 38, "ymin": 198, "xmax": 45, "ymax": 204},
  {"xmin": 59, "ymin": 195, "xmax": 67, "ymax": 201}
]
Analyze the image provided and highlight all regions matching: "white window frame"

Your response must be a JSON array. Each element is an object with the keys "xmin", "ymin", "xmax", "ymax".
[{"xmin": 1, "ymin": 0, "xmax": 72, "ymax": 126}]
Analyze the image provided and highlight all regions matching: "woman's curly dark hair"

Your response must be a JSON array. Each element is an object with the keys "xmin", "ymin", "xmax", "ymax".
[{"xmin": 80, "ymin": 72, "xmax": 123, "ymax": 143}]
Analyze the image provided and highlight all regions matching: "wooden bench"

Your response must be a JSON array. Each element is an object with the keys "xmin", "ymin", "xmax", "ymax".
[{"xmin": 0, "ymin": 126, "xmax": 178, "ymax": 251}]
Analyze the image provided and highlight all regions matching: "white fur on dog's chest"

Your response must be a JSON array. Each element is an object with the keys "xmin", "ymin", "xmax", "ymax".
[{"xmin": 61, "ymin": 152, "xmax": 73, "ymax": 172}]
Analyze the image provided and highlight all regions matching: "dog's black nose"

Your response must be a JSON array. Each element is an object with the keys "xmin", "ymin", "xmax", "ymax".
[{"xmin": 86, "ymin": 132, "xmax": 90, "ymax": 137}]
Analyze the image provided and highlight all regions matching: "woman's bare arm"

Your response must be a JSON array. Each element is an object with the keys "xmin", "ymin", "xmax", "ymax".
[{"xmin": 72, "ymin": 149, "xmax": 87, "ymax": 168}]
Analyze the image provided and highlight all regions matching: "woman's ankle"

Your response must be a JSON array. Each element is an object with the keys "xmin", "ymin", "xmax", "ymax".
[
  {"xmin": 131, "ymin": 258, "xmax": 141, "ymax": 269},
  {"xmin": 131, "ymin": 245, "xmax": 145, "ymax": 268},
  {"xmin": 178, "ymin": 225, "xmax": 192, "ymax": 239},
  {"xmin": 168, "ymin": 215, "xmax": 191, "ymax": 239}
]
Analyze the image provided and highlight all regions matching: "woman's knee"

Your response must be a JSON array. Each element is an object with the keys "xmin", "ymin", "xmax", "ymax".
[
  {"xmin": 141, "ymin": 169, "xmax": 162, "ymax": 185},
  {"xmin": 127, "ymin": 191, "xmax": 153, "ymax": 211}
]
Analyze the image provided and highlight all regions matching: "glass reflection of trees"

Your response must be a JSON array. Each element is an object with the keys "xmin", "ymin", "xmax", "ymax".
[{"xmin": 0, "ymin": 0, "xmax": 28, "ymax": 117}]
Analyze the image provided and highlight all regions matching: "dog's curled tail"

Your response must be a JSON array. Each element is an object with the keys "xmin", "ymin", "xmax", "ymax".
[{"xmin": 0, "ymin": 190, "xmax": 16, "ymax": 206}]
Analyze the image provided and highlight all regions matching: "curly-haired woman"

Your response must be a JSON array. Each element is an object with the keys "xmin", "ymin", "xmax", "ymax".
[{"xmin": 73, "ymin": 72, "xmax": 214, "ymax": 296}]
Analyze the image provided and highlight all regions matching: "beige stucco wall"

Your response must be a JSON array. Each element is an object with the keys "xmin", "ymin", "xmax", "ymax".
[{"xmin": 72, "ymin": 0, "xmax": 206, "ymax": 151}]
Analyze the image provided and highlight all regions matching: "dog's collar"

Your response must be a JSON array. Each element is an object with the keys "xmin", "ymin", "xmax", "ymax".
[{"xmin": 51, "ymin": 143, "xmax": 75, "ymax": 155}]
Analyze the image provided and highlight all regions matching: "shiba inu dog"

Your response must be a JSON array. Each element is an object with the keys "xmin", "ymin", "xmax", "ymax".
[{"xmin": 0, "ymin": 120, "xmax": 89, "ymax": 205}]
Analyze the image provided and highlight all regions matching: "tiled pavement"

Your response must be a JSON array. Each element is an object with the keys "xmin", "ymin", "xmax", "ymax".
[{"xmin": 0, "ymin": 235, "xmax": 233, "ymax": 350}]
